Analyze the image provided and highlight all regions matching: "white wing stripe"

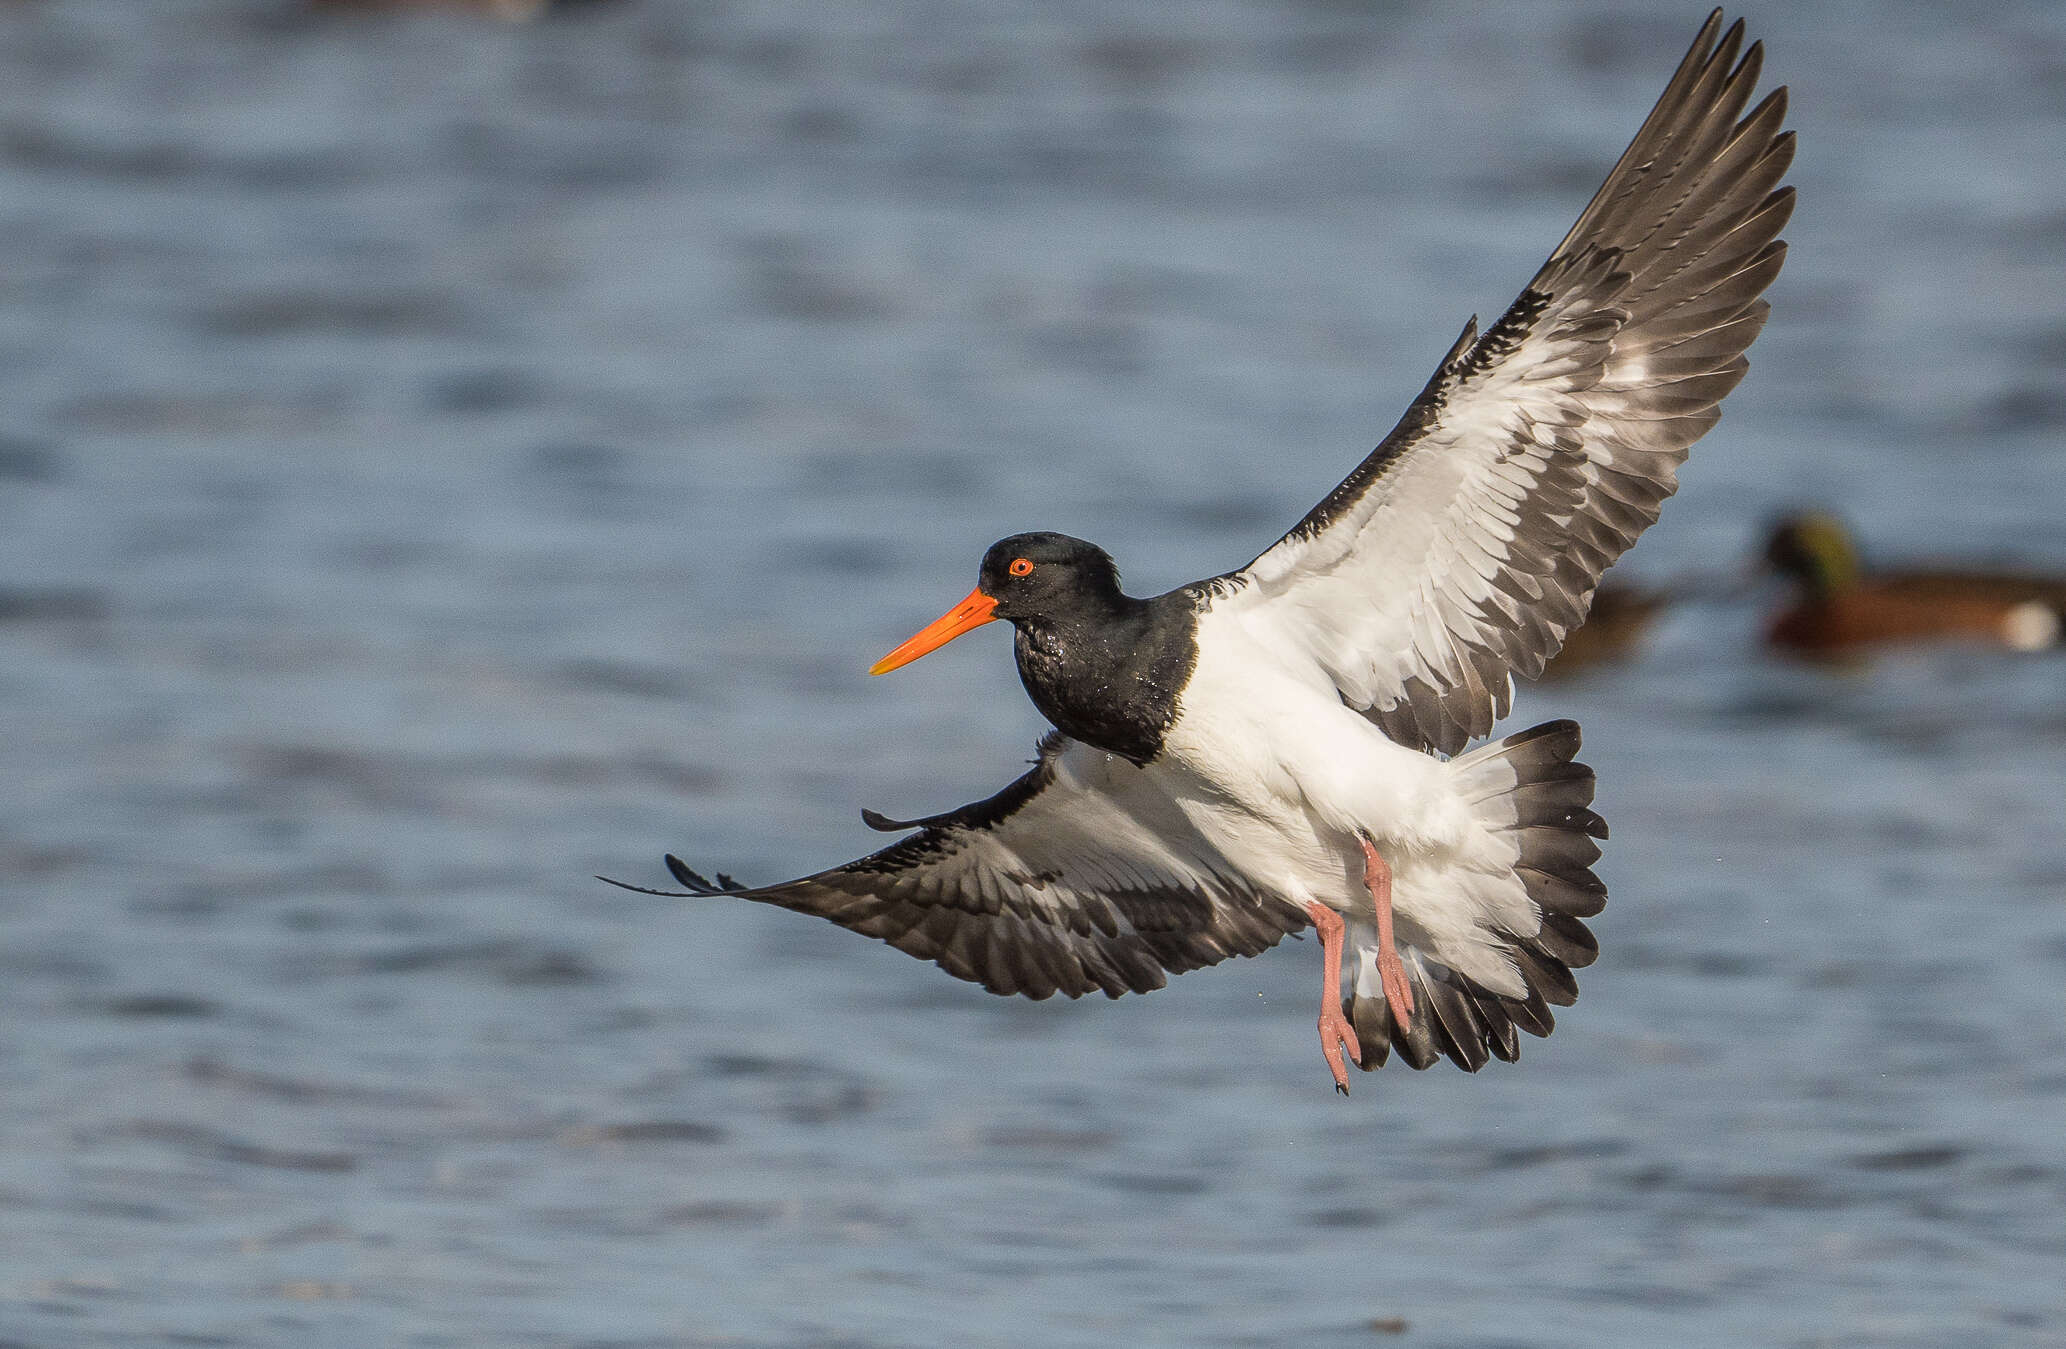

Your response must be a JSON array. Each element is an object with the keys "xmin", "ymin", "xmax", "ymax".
[{"xmin": 1213, "ymin": 14, "xmax": 1790, "ymax": 755}]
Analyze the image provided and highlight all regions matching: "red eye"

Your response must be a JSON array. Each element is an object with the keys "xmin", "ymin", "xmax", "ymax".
[{"xmin": 1009, "ymin": 557, "xmax": 1034, "ymax": 577}]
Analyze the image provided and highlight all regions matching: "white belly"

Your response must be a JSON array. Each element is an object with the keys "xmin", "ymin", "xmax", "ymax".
[{"xmin": 1154, "ymin": 610, "xmax": 1483, "ymax": 913}]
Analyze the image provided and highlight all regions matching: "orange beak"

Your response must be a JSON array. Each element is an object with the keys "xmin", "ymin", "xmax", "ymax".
[{"xmin": 869, "ymin": 587, "xmax": 999, "ymax": 675}]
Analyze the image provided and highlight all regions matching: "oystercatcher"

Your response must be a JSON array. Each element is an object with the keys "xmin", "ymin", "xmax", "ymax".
[{"xmin": 606, "ymin": 11, "xmax": 1793, "ymax": 1093}]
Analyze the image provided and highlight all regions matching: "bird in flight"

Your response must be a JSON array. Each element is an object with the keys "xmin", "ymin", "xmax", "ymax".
[{"xmin": 606, "ymin": 11, "xmax": 1792, "ymax": 1094}]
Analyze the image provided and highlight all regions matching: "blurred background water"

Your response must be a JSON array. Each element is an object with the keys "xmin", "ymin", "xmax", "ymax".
[{"xmin": 3, "ymin": 2, "xmax": 2064, "ymax": 1345}]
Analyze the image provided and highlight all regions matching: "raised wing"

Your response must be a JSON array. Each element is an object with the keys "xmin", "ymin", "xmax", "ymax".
[
  {"xmin": 603, "ymin": 733, "xmax": 1309, "ymax": 999},
  {"xmin": 1216, "ymin": 10, "xmax": 1793, "ymax": 756}
]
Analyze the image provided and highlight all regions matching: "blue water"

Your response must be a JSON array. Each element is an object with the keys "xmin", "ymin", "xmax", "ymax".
[{"xmin": 3, "ymin": 2, "xmax": 2064, "ymax": 1345}]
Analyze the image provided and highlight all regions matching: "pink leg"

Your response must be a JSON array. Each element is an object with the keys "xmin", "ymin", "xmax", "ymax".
[
  {"xmin": 1359, "ymin": 835, "xmax": 1414, "ymax": 1034},
  {"xmin": 1302, "ymin": 900, "xmax": 1362, "ymax": 1095}
]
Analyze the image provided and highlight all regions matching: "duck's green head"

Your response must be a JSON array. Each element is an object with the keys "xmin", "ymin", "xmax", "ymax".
[{"xmin": 1763, "ymin": 511, "xmax": 1862, "ymax": 595}]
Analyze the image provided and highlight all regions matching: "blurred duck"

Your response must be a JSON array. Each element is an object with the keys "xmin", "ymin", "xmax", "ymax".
[
  {"xmin": 1534, "ymin": 583, "xmax": 1671, "ymax": 678},
  {"xmin": 1762, "ymin": 511, "xmax": 2065, "ymax": 656}
]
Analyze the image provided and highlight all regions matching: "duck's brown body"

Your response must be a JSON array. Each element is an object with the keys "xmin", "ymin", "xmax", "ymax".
[{"xmin": 1764, "ymin": 514, "xmax": 2065, "ymax": 656}]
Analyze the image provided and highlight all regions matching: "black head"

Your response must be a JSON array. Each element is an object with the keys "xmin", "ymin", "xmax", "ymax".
[
  {"xmin": 873, "ymin": 529, "xmax": 1191, "ymax": 763},
  {"xmin": 870, "ymin": 531, "xmax": 1130, "ymax": 675},
  {"xmin": 976, "ymin": 532, "xmax": 1126, "ymax": 622},
  {"xmin": 1763, "ymin": 511, "xmax": 1861, "ymax": 594}
]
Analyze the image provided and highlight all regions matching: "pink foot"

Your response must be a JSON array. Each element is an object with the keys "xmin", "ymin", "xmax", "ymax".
[
  {"xmin": 1359, "ymin": 835, "xmax": 1414, "ymax": 1034},
  {"xmin": 1303, "ymin": 900, "xmax": 1363, "ymax": 1094}
]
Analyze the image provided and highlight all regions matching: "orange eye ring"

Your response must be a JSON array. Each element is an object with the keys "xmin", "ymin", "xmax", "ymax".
[{"xmin": 1008, "ymin": 557, "xmax": 1034, "ymax": 577}]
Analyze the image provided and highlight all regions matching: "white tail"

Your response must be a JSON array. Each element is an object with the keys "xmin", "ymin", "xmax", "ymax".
[{"xmin": 1346, "ymin": 719, "xmax": 1606, "ymax": 1072}]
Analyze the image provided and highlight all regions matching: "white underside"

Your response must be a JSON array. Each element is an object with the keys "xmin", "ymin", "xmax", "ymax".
[{"xmin": 1153, "ymin": 605, "xmax": 1540, "ymax": 998}]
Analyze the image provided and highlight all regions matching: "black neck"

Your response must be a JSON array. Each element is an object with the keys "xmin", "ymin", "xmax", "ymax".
[{"xmin": 1009, "ymin": 590, "xmax": 1199, "ymax": 765}]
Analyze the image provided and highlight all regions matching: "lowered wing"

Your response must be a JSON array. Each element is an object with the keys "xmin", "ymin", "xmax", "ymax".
[{"xmin": 604, "ymin": 733, "xmax": 1308, "ymax": 999}]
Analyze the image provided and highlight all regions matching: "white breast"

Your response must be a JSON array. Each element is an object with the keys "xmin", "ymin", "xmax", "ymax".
[{"xmin": 1157, "ymin": 606, "xmax": 1478, "ymax": 882}]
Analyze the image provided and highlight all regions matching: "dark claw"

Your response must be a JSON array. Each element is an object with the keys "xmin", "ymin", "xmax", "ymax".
[{"xmin": 1335, "ymin": 1081, "xmax": 1350, "ymax": 1097}]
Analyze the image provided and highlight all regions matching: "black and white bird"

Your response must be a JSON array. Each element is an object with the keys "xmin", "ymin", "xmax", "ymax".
[{"xmin": 606, "ymin": 11, "xmax": 1792, "ymax": 1093}]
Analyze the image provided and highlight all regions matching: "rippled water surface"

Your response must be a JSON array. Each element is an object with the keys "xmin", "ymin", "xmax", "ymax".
[{"xmin": 4, "ymin": 2, "xmax": 2065, "ymax": 1345}]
